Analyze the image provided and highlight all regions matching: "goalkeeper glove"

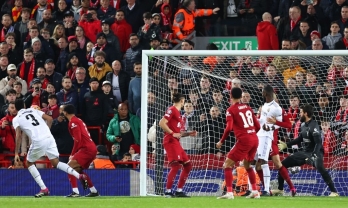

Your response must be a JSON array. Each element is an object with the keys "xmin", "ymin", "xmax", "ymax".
[
  {"xmin": 305, "ymin": 153, "xmax": 318, "ymax": 166},
  {"xmin": 278, "ymin": 141, "xmax": 287, "ymax": 151}
]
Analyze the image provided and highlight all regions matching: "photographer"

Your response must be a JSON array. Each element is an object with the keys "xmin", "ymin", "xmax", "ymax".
[
  {"xmin": 78, "ymin": 7, "xmax": 102, "ymax": 42},
  {"xmin": 0, "ymin": 64, "xmax": 28, "ymax": 97},
  {"xmin": 23, "ymin": 78, "xmax": 49, "ymax": 109}
]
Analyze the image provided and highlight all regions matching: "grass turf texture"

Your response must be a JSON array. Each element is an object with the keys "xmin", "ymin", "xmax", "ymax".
[{"xmin": 1, "ymin": 196, "xmax": 347, "ymax": 208}]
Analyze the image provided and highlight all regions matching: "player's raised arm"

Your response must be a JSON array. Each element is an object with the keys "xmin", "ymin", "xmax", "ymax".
[{"xmin": 42, "ymin": 114, "xmax": 53, "ymax": 129}]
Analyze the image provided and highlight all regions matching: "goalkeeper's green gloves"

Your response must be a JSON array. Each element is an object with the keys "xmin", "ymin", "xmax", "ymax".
[{"xmin": 278, "ymin": 141, "xmax": 287, "ymax": 151}]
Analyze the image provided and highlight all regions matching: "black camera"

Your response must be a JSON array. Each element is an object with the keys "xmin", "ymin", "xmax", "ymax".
[
  {"xmin": 86, "ymin": 13, "xmax": 93, "ymax": 21},
  {"xmin": 35, "ymin": 87, "xmax": 40, "ymax": 92},
  {"xmin": 10, "ymin": 74, "xmax": 16, "ymax": 79}
]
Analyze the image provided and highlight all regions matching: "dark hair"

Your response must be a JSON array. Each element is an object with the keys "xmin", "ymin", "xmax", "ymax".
[
  {"xmin": 133, "ymin": 62, "xmax": 142, "ymax": 67},
  {"xmin": 182, "ymin": 0, "xmax": 194, "ymax": 8},
  {"xmin": 289, "ymin": 94, "xmax": 299, "ymax": 100},
  {"xmin": 94, "ymin": 50, "xmax": 106, "ymax": 58},
  {"xmin": 212, "ymin": 88, "xmax": 222, "ymax": 94},
  {"xmin": 63, "ymin": 104, "xmax": 75, "ymax": 114},
  {"xmin": 263, "ymin": 85, "xmax": 274, "ymax": 95},
  {"xmin": 13, "ymin": 81, "xmax": 22, "ymax": 87},
  {"xmin": 172, "ymin": 92, "xmax": 185, "ymax": 103},
  {"xmin": 48, "ymin": 94, "xmax": 57, "ymax": 100},
  {"xmin": 116, "ymin": 9, "xmax": 125, "ymax": 14},
  {"xmin": 231, "ymin": 87, "xmax": 243, "ymax": 99},
  {"xmin": 123, "ymin": 152, "xmax": 131, "ymax": 157},
  {"xmin": 300, "ymin": 104, "xmax": 313, "ymax": 118},
  {"xmin": 15, "ymin": 99, "xmax": 25, "ymax": 111},
  {"xmin": 129, "ymin": 33, "xmax": 138, "ymax": 39},
  {"xmin": 62, "ymin": 75, "xmax": 71, "ymax": 82},
  {"xmin": 6, "ymin": 89, "xmax": 16, "ymax": 96},
  {"xmin": 143, "ymin": 12, "xmax": 152, "ymax": 19}
]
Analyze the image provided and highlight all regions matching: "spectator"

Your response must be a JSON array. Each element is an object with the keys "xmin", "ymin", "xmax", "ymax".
[
  {"xmin": 123, "ymin": 33, "xmax": 142, "ymax": 77},
  {"xmin": 256, "ymin": 12, "xmax": 279, "ymax": 50},
  {"xmin": 129, "ymin": 144, "xmax": 140, "ymax": 161},
  {"xmin": 65, "ymin": 52, "xmax": 80, "ymax": 81},
  {"xmin": 0, "ymin": 89, "xmax": 16, "ymax": 118},
  {"xmin": 66, "ymin": 36, "xmax": 89, "ymax": 70},
  {"xmin": 44, "ymin": 58, "xmax": 63, "ymax": 91},
  {"xmin": 0, "ymin": 42, "xmax": 20, "ymax": 67},
  {"xmin": 24, "ymin": 26, "xmax": 55, "ymax": 59},
  {"xmin": 110, "ymin": 9, "xmax": 132, "ymax": 54},
  {"xmin": 105, "ymin": 60, "xmax": 130, "ymax": 106},
  {"xmin": 56, "ymin": 76, "xmax": 78, "ymax": 107},
  {"xmin": 277, "ymin": 6, "xmax": 302, "ymax": 45},
  {"xmin": 172, "ymin": 0, "xmax": 219, "ymax": 40},
  {"xmin": 97, "ymin": 0, "xmax": 116, "ymax": 21},
  {"xmin": 90, "ymin": 32, "xmax": 121, "ymax": 66},
  {"xmin": 106, "ymin": 103, "xmax": 141, "ymax": 160},
  {"xmin": 11, "ymin": 0, "xmax": 23, "ymax": 23},
  {"xmin": 290, "ymin": 35, "xmax": 307, "ymax": 50},
  {"xmin": 23, "ymin": 78, "xmax": 49, "ymax": 109},
  {"xmin": 51, "ymin": 24, "xmax": 66, "ymax": 41},
  {"xmin": 31, "ymin": 67, "xmax": 49, "ymax": 90},
  {"xmin": 72, "ymin": 67, "xmax": 90, "ymax": 114},
  {"xmin": 31, "ymin": 0, "xmax": 53, "ymax": 24},
  {"xmin": 13, "ymin": 81, "xmax": 25, "ymax": 99},
  {"xmin": 101, "ymin": 20, "xmax": 121, "ymax": 55},
  {"xmin": 298, "ymin": 20, "xmax": 312, "ymax": 47},
  {"xmin": 50, "ymin": 104, "xmax": 74, "ymax": 161},
  {"xmin": 280, "ymin": 39, "xmax": 291, "ymax": 50},
  {"xmin": 116, "ymin": 153, "xmax": 133, "ymax": 168},
  {"xmin": 89, "ymin": 145, "xmax": 115, "ymax": 169},
  {"xmin": 159, "ymin": 3, "xmax": 172, "ymax": 34},
  {"xmin": 53, "ymin": 0, "xmax": 70, "ymax": 23},
  {"xmin": 282, "ymin": 56, "xmax": 306, "ymax": 85},
  {"xmin": 264, "ymin": 65, "xmax": 285, "ymax": 93},
  {"xmin": 102, "ymin": 80, "xmax": 117, "ymax": 113},
  {"xmin": 88, "ymin": 51, "xmax": 112, "ymax": 84},
  {"xmin": 56, "ymin": 37, "xmax": 69, "ymax": 74},
  {"xmin": 42, "ymin": 94, "xmax": 59, "ymax": 119},
  {"xmin": 70, "ymin": 0, "xmax": 83, "ymax": 22},
  {"xmin": 0, "ymin": 64, "xmax": 27, "ymax": 97},
  {"xmin": 75, "ymin": 26, "xmax": 91, "ymax": 52},
  {"xmin": 31, "ymin": 37, "xmax": 48, "ymax": 67},
  {"xmin": 38, "ymin": 9, "xmax": 57, "ymax": 36},
  {"xmin": 137, "ymin": 12, "xmax": 162, "ymax": 50},
  {"xmin": 8, "ymin": 157, "xmax": 25, "ymax": 169},
  {"xmin": 330, "ymin": 0, "xmax": 348, "ymax": 22},
  {"xmin": 63, "ymin": 11, "xmax": 79, "ymax": 37},
  {"xmin": 17, "ymin": 48, "xmax": 39, "ymax": 87},
  {"xmin": 78, "ymin": 7, "xmax": 102, "ymax": 42},
  {"xmin": 0, "ymin": 14, "xmax": 21, "ymax": 45},
  {"xmin": 311, "ymin": 38, "xmax": 324, "ymax": 50},
  {"xmin": 14, "ymin": 7, "xmax": 31, "ymax": 44},
  {"xmin": 335, "ymin": 26, "xmax": 348, "ymax": 49},
  {"xmin": 81, "ymin": 77, "xmax": 108, "ymax": 143},
  {"xmin": 307, "ymin": 30, "xmax": 330, "ymax": 49},
  {"xmin": 322, "ymin": 21, "xmax": 342, "ymax": 49},
  {"xmin": 0, "ymin": 101, "xmax": 17, "ymax": 153},
  {"xmin": 128, "ymin": 62, "xmax": 142, "ymax": 114},
  {"xmin": 121, "ymin": 0, "xmax": 144, "ymax": 33},
  {"xmin": 237, "ymin": 0, "xmax": 267, "ymax": 36}
]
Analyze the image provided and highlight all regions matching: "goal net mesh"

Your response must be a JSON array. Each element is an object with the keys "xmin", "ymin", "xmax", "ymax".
[{"xmin": 144, "ymin": 53, "xmax": 348, "ymax": 196}]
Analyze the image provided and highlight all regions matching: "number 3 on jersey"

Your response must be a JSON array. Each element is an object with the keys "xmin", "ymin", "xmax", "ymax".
[{"xmin": 239, "ymin": 110, "xmax": 254, "ymax": 128}]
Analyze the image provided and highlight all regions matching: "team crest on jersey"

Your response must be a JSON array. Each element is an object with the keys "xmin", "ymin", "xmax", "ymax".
[
  {"xmin": 165, "ymin": 109, "xmax": 172, "ymax": 117},
  {"xmin": 267, "ymin": 108, "xmax": 270, "ymax": 112},
  {"xmin": 71, "ymin": 123, "xmax": 77, "ymax": 129},
  {"xmin": 226, "ymin": 111, "xmax": 231, "ymax": 116}
]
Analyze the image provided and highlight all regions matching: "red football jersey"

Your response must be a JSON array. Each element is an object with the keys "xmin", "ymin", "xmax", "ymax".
[
  {"xmin": 273, "ymin": 108, "xmax": 292, "ymax": 141},
  {"xmin": 68, "ymin": 116, "xmax": 97, "ymax": 155},
  {"xmin": 163, "ymin": 106, "xmax": 183, "ymax": 138},
  {"xmin": 225, "ymin": 103, "xmax": 260, "ymax": 140}
]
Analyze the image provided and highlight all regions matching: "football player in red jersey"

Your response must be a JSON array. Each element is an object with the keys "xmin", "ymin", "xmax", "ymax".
[
  {"xmin": 62, "ymin": 104, "xmax": 99, "ymax": 197},
  {"xmin": 159, "ymin": 93, "xmax": 196, "ymax": 198},
  {"xmin": 216, "ymin": 87, "xmax": 261, "ymax": 199}
]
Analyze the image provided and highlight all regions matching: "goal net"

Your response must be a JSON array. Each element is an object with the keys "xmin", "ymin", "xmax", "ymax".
[{"xmin": 140, "ymin": 50, "xmax": 348, "ymax": 197}]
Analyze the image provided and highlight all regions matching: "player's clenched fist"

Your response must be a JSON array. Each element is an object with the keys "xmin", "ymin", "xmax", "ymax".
[{"xmin": 216, "ymin": 142, "xmax": 222, "ymax": 149}]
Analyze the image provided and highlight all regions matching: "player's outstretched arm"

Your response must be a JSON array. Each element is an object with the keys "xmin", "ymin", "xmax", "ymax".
[
  {"xmin": 42, "ymin": 114, "xmax": 53, "ymax": 129},
  {"xmin": 181, "ymin": 130, "xmax": 197, "ymax": 137}
]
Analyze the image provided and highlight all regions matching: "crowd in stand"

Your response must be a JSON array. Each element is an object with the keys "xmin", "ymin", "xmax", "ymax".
[{"xmin": 0, "ymin": 0, "xmax": 348, "ymax": 169}]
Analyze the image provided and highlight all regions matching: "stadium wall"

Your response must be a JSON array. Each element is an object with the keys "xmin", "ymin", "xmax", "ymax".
[{"xmin": 1, "ymin": 169, "xmax": 347, "ymax": 196}]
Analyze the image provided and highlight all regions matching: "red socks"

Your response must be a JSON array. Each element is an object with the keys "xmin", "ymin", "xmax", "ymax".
[
  {"xmin": 177, "ymin": 162, "xmax": 192, "ymax": 189},
  {"xmin": 246, "ymin": 167, "xmax": 257, "ymax": 190},
  {"xmin": 279, "ymin": 166, "xmax": 295, "ymax": 190},
  {"xmin": 166, "ymin": 162, "xmax": 181, "ymax": 189},
  {"xmin": 224, "ymin": 168, "xmax": 233, "ymax": 192},
  {"xmin": 68, "ymin": 174, "xmax": 77, "ymax": 188},
  {"xmin": 256, "ymin": 169, "xmax": 264, "ymax": 187},
  {"xmin": 82, "ymin": 172, "xmax": 94, "ymax": 188}
]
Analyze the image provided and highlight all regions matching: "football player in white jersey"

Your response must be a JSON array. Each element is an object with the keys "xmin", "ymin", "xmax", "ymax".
[
  {"xmin": 254, "ymin": 85, "xmax": 282, "ymax": 196},
  {"xmin": 12, "ymin": 99, "xmax": 87, "ymax": 198}
]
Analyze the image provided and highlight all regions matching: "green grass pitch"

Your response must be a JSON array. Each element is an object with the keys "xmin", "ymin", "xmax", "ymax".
[{"xmin": 1, "ymin": 196, "xmax": 348, "ymax": 208}]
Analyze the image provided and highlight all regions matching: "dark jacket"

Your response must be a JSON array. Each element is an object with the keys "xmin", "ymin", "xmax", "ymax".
[
  {"xmin": 73, "ymin": 79, "xmax": 90, "ymax": 114},
  {"xmin": 38, "ymin": 19, "xmax": 57, "ymax": 36},
  {"xmin": 105, "ymin": 71, "xmax": 130, "ymax": 102},
  {"xmin": 277, "ymin": 16, "xmax": 301, "ymax": 45},
  {"xmin": 51, "ymin": 118, "xmax": 74, "ymax": 154},
  {"xmin": 97, "ymin": 5, "xmax": 116, "ymax": 21},
  {"xmin": 23, "ymin": 89, "xmax": 49, "ymax": 109},
  {"xmin": 56, "ymin": 88, "xmax": 78, "ymax": 107},
  {"xmin": 96, "ymin": 43, "xmax": 120, "ymax": 66},
  {"xmin": 81, "ymin": 90, "xmax": 108, "ymax": 126},
  {"xmin": 121, "ymin": 3, "xmax": 144, "ymax": 32},
  {"xmin": 137, "ymin": 23, "xmax": 162, "ymax": 50},
  {"xmin": 335, "ymin": 39, "xmax": 348, "ymax": 50},
  {"xmin": 45, "ymin": 72, "xmax": 63, "ymax": 92},
  {"xmin": 104, "ymin": 31, "xmax": 122, "ymax": 60},
  {"xmin": 24, "ymin": 35, "xmax": 55, "ymax": 59},
  {"xmin": 123, "ymin": 44, "xmax": 142, "ymax": 77}
]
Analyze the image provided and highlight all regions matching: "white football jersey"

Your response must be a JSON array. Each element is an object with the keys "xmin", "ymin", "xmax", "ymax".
[
  {"xmin": 257, "ymin": 100, "xmax": 282, "ymax": 138},
  {"xmin": 12, "ymin": 108, "xmax": 52, "ymax": 142}
]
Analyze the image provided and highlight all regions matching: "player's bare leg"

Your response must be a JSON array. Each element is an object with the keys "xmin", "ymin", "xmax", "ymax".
[
  {"xmin": 165, "ymin": 161, "xmax": 181, "ymax": 197},
  {"xmin": 67, "ymin": 160, "xmax": 99, "ymax": 197},
  {"xmin": 27, "ymin": 160, "xmax": 50, "ymax": 197},
  {"xmin": 244, "ymin": 160, "xmax": 260, "ymax": 199},
  {"xmin": 217, "ymin": 158, "xmax": 235, "ymax": 199},
  {"xmin": 175, "ymin": 161, "xmax": 192, "ymax": 197},
  {"xmin": 271, "ymin": 154, "xmax": 296, "ymax": 196}
]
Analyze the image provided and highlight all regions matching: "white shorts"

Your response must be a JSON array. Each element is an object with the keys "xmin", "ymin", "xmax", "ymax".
[
  {"xmin": 27, "ymin": 137, "xmax": 59, "ymax": 162},
  {"xmin": 254, "ymin": 136, "xmax": 272, "ymax": 161}
]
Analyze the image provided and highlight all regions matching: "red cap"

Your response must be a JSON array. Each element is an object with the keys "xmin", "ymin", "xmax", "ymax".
[
  {"xmin": 130, "ymin": 144, "xmax": 140, "ymax": 154},
  {"xmin": 68, "ymin": 36, "xmax": 78, "ymax": 43},
  {"xmin": 310, "ymin": 30, "xmax": 321, "ymax": 38}
]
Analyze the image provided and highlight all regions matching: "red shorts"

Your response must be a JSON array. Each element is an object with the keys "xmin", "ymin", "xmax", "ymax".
[
  {"xmin": 73, "ymin": 149, "xmax": 97, "ymax": 169},
  {"xmin": 269, "ymin": 138, "xmax": 279, "ymax": 158},
  {"xmin": 227, "ymin": 136, "xmax": 258, "ymax": 162},
  {"xmin": 163, "ymin": 136, "xmax": 189, "ymax": 163}
]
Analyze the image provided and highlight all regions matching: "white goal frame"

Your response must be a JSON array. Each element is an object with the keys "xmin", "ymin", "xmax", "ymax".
[{"xmin": 140, "ymin": 50, "xmax": 345, "ymax": 197}]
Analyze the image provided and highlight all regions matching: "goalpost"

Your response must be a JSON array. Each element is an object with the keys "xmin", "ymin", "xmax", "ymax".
[{"xmin": 140, "ymin": 50, "xmax": 348, "ymax": 197}]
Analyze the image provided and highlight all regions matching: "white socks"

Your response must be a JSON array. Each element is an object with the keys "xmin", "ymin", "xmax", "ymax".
[
  {"xmin": 177, "ymin": 188, "xmax": 183, "ymax": 192},
  {"xmin": 261, "ymin": 164, "xmax": 271, "ymax": 192},
  {"xmin": 57, "ymin": 162, "xmax": 80, "ymax": 178},
  {"xmin": 73, "ymin": 188, "xmax": 79, "ymax": 194},
  {"xmin": 90, "ymin": 186, "xmax": 97, "ymax": 193},
  {"xmin": 28, "ymin": 165, "xmax": 47, "ymax": 190}
]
